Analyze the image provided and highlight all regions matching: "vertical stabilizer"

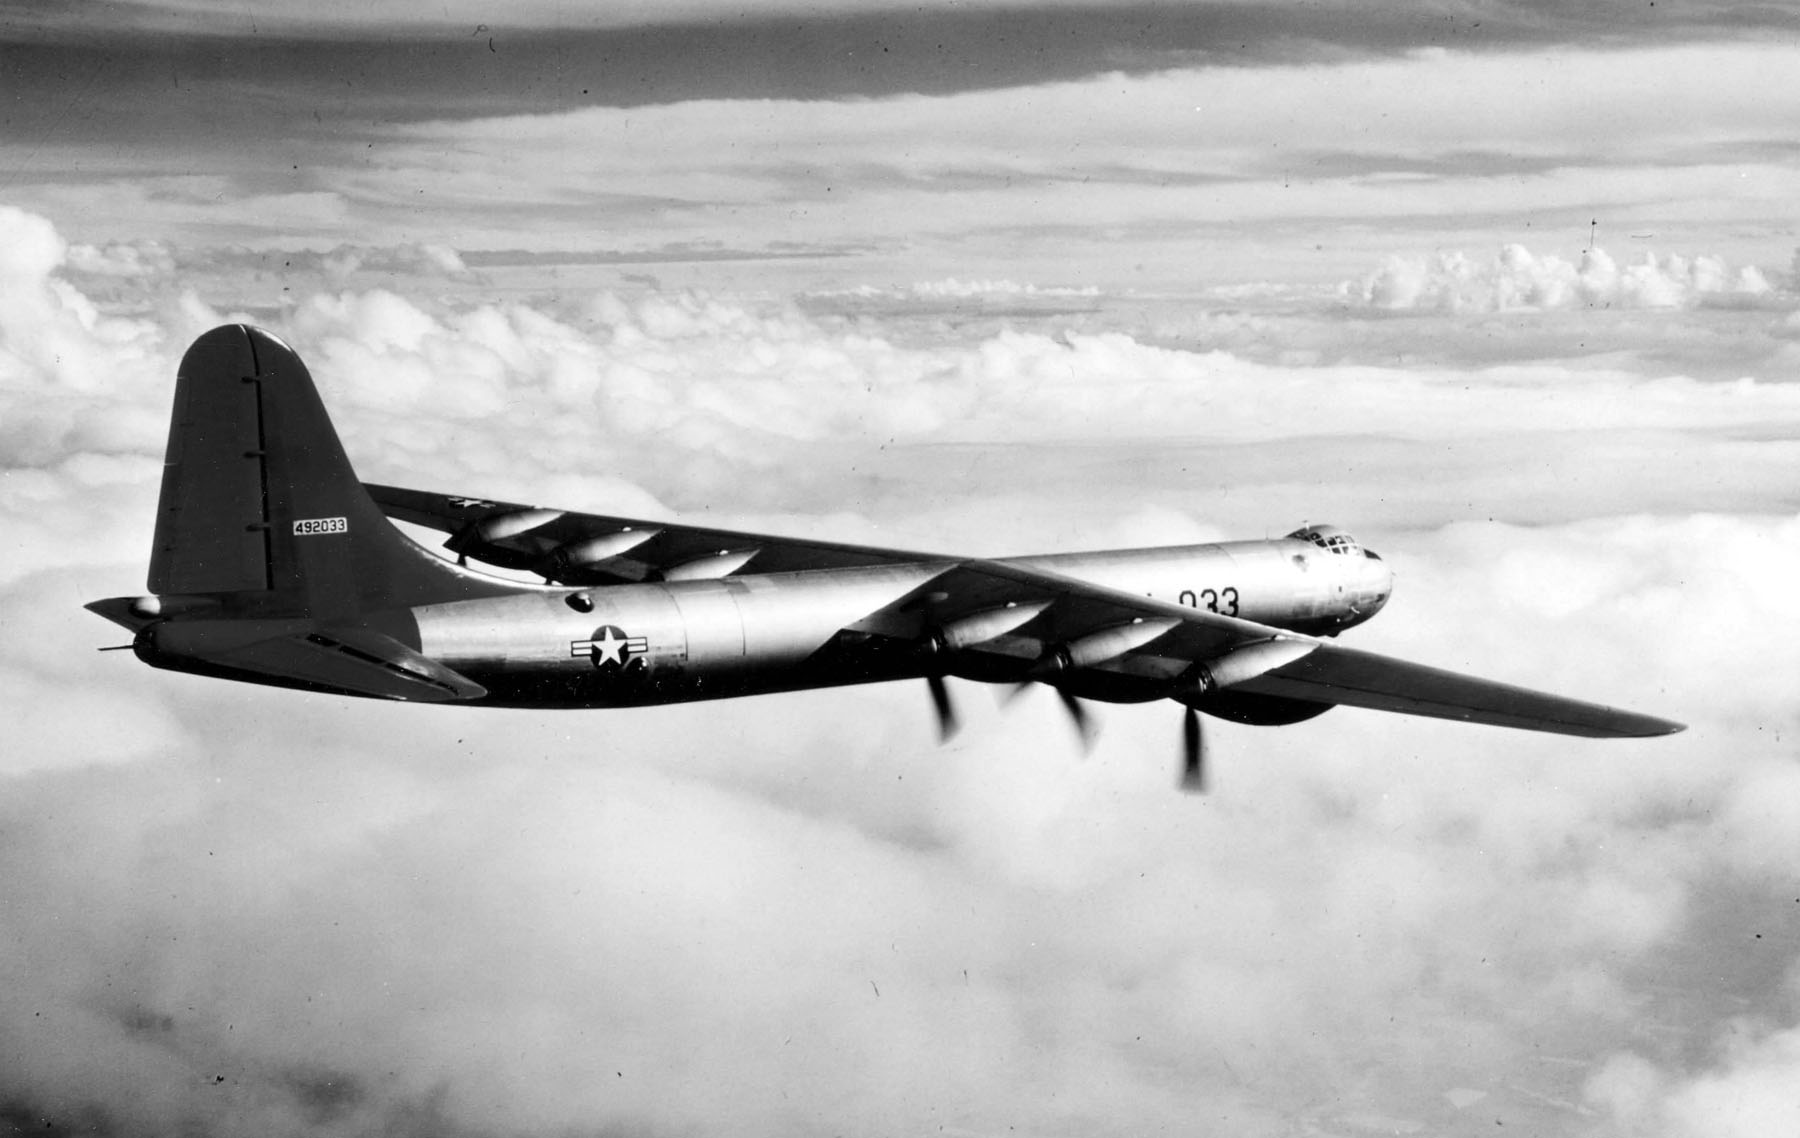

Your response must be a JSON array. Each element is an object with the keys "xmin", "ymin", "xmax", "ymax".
[
  {"xmin": 147, "ymin": 325, "xmax": 517, "ymax": 617},
  {"xmin": 148, "ymin": 326, "xmax": 270, "ymax": 594}
]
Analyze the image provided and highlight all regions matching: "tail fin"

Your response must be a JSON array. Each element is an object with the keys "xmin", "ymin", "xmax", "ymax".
[{"xmin": 147, "ymin": 325, "xmax": 513, "ymax": 618}]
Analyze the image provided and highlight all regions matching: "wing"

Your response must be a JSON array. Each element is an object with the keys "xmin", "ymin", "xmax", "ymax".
[
  {"xmin": 850, "ymin": 560, "xmax": 1683, "ymax": 739},
  {"xmin": 1226, "ymin": 647, "xmax": 1682, "ymax": 737},
  {"xmin": 365, "ymin": 483, "xmax": 942, "ymax": 585}
]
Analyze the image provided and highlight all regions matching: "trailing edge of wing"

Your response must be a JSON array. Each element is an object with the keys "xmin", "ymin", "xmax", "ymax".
[{"xmin": 1235, "ymin": 645, "xmax": 1684, "ymax": 738}]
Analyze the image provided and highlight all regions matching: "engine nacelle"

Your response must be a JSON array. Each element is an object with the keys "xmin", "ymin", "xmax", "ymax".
[
  {"xmin": 1173, "ymin": 636, "xmax": 1332, "ymax": 724},
  {"xmin": 1181, "ymin": 690, "xmax": 1335, "ymax": 726}
]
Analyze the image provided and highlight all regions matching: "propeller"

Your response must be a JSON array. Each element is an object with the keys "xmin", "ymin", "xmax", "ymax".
[
  {"xmin": 995, "ymin": 678, "xmax": 1098, "ymax": 753},
  {"xmin": 1057, "ymin": 687, "xmax": 1098, "ymax": 754},
  {"xmin": 926, "ymin": 673, "xmax": 960, "ymax": 742},
  {"xmin": 1180, "ymin": 705, "xmax": 1208, "ymax": 794}
]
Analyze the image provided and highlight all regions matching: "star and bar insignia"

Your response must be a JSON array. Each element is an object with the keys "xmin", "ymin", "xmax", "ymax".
[{"xmin": 571, "ymin": 625, "xmax": 648, "ymax": 669}]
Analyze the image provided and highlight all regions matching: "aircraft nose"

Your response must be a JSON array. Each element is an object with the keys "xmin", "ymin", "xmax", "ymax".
[{"xmin": 1361, "ymin": 549, "xmax": 1394, "ymax": 611}]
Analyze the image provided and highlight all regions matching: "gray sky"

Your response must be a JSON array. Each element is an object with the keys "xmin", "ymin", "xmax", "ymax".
[{"xmin": 3, "ymin": 2, "xmax": 1800, "ymax": 1136}]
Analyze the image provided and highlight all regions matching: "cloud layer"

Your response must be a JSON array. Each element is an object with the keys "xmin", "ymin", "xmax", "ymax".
[
  {"xmin": 3, "ymin": 203, "xmax": 1799, "ymax": 1137},
  {"xmin": 10, "ymin": 41, "xmax": 1800, "ymax": 298},
  {"xmin": 1349, "ymin": 244, "xmax": 1783, "ymax": 312}
]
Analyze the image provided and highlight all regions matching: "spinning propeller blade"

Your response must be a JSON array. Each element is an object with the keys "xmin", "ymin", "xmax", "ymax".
[
  {"xmin": 1180, "ymin": 705, "xmax": 1207, "ymax": 794},
  {"xmin": 927, "ymin": 674, "xmax": 960, "ymax": 742},
  {"xmin": 997, "ymin": 679, "xmax": 1099, "ymax": 753},
  {"xmin": 1058, "ymin": 688, "xmax": 1097, "ymax": 754}
]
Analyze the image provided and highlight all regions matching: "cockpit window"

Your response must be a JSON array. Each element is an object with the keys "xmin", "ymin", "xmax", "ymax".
[{"xmin": 1288, "ymin": 525, "xmax": 1361, "ymax": 557}]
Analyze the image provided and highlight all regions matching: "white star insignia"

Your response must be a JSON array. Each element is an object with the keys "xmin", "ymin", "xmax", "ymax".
[{"xmin": 591, "ymin": 627, "xmax": 628, "ymax": 666}]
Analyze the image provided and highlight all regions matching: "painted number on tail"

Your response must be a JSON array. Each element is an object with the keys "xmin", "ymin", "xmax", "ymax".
[{"xmin": 293, "ymin": 517, "xmax": 348, "ymax": 536}]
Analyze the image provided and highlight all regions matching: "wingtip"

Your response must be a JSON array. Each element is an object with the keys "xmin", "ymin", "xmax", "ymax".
[{"xmin": 1609, "ymin": 713, "xmax": 1686, "ymax": 738}]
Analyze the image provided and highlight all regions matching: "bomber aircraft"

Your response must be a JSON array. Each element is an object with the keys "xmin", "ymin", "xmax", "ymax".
[{"xmin": 89, "ymin": 326, "xmax": 1682, "ymax": 788}]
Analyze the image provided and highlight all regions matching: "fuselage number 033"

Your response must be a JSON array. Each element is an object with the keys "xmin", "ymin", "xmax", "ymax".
[{"xmin": 1178, "ymin": 586, "xmax": 1239, "ymax": 616}]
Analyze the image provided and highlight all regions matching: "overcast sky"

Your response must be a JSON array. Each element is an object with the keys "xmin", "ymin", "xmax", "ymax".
[{"xmin": 4, "ymin": 2, "xmax": 1800, "ymax": 1137}]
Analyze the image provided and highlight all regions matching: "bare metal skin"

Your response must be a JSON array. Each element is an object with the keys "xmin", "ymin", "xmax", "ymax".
[{"xmin": 413, "ymin": 537, "xmax": 1392, "ymax": 708}]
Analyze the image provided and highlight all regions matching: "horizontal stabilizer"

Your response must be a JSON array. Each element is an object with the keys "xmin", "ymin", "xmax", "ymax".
[
  {"xmin": 278, "ymin": 627, "xmax": 488, "ymax": 702},
  {"xmin": 85, "ymin": 596, "xmax": 167, "ymax": 635},
  {"xmin": 144, "ymin": 619, "xmax": 487, "ymax": 703},
  {"xmin": 1238, "ymin": 644, "xmax": 1683, "ymax": 738}
]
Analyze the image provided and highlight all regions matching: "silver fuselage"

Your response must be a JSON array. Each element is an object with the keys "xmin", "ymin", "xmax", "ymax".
[{"xmin": 415, "ymin": 537, "xmax": 1393, "ymax": 708}]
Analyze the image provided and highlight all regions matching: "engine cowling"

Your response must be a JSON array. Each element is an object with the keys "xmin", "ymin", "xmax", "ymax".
[
  {"xmin": 1181, "ymin": 690, "xmax": 1334, "ymax": 726},
  {"xmin": 1168, "ymin": 637, "xmax": 1330, "ymax": 724}
]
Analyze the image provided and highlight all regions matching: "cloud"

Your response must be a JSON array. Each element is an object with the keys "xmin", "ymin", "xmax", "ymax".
[
  {"xmin": 12, "ymin": 42, "xmax": 1800, "ymax": 299},
  {"xmin": 253, "ymin": 262, "xmax": 1800, "ymax": 478},
  {"xmin": 0, "ymin": 568, "xmax": 191, "ymax": 774},
  {"xmin": 199, "ymin": 243, "xmax": 470, "ymax": 283},
  {"xmin": 1347, "ymin": 244, "xmax": 1784, "ymax": 312},
  {"xmin": 367, "ymin": 44, "xmax": 1800, "ymax": 214},
  {"xmin": 5, "ymin": 205, "xmax": 1799, "ymax": 1138},
  {"xmin": 64, "ymin": 239, "xmax": 176, "ymax": 279},
  {"xmin": 37, "ymin": 0, "xmax": 1125, "ymax": 34},
  {"xmin": 23, "ymin": 0, "xmax": 1800, "ymax": 52},
  {"xmin": 0, "ymin": 206, "xmax": 178, "ymax": 470},
  {"xmin": 807, "ymin": 278, "xmax": 1104, "ymax": 317},
  {"xmin": 1587, "ymin": 1019, "xmax": 1800, "ymax": 1137},
  {"xmin": 905, "ymin": 278, "xmax": 1100, "ymax": 299}
]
